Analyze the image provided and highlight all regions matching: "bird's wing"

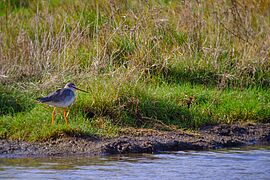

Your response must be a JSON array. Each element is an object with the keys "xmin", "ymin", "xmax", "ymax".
[{"xmin": 37, "ymin": 88, "xmax": 63, "ymax": 103}]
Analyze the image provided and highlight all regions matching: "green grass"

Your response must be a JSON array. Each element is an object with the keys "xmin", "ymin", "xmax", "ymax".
[
  {"xmin": 0, "ymin": 0, "xmax": 269, "ymax": 141},
  {"xmin": 0, "ymin": 103, "xmax": 119, "ymax": 141},
  {"xmin": 0, "ymin": 79, "xmax": 268, "ymax": 141}
]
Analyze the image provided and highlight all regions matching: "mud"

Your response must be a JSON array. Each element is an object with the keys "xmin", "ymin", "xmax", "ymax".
[{"xmin": 0, "ymin": 123, "xmax": 270, "ymax": 158}]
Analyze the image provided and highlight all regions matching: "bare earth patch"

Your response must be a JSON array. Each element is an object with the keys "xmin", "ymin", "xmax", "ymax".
[{"xmin": 0, "ymin": 123, "xmax": 269, "ymax": 158}]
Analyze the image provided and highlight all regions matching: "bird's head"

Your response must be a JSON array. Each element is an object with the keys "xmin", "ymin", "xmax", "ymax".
[{"xmin": 65, "ymin": 82, "xmax": 88, "ymax": 93}]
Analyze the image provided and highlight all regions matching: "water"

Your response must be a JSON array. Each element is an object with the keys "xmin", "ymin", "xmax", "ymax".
[{"xmin": 0, "ymin": 146, "xmax": 269, "ymax": 180}]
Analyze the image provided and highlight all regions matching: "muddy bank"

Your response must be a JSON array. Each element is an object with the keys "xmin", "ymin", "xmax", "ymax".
[{"xmin": 0, "ymin": 123, "xmax": 270, "ymax": 158}]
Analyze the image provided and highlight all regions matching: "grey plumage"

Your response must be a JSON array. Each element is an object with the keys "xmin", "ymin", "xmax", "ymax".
[
  {"xmin": 36, "ymin": 82, "xmax": 86, "ymax": 108},
  {"xmin": 37, "ymin": 88, "xmax": 74, "ymax": 103}
]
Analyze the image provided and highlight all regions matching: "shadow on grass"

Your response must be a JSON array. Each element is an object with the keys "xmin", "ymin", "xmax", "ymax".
[
  {"xmin": 45, "ymin": 128, "xmax": 100, "ymax": 141},
  {"xmin": 0, "ymin": 88, "xmax": 35, "ymax": 116},
  {"xmin": 79, "ymin": 89, "xmax": 217, "ymax": 129},
  {"xmin": 121, "ymin": 93, "xmax": 215, "ymax": 129},
  {"xmin": 149, "ymin": 64, "xmax": 270, "ymax": 89},
  {"xmin": 149, "ymin": 65, "xmax": 219, "ymax": 87},
  {"xmin": 163, "ymin": 68, "xmax": 218, "ymax": 86}
]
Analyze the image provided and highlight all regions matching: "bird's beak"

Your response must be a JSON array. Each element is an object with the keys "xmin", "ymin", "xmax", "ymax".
[{"xmin": 75, "ymin": 87, "xmax": 89, "ymax": 93}]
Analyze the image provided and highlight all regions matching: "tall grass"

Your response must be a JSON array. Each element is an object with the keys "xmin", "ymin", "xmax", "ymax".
[
  {"xmin": 0, "ymin": 0, "xmax": 269, "ymax": 141},
  {"xmin": 1, "ymin": 0, "xmax": 269, "ymax": 86}
]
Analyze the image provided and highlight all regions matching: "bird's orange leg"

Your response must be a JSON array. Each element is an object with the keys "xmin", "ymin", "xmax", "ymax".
[
  {"xmin": 52, "ymin": 107, "xmax": 56, "ymax": 126},
  {"xmin": 63, "ymin": 108, "xmax": 69, "ymax": 126}
]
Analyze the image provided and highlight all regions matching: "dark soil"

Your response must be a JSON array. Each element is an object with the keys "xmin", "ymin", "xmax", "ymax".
[{"xmin": 1, "ymin": 123, "xmax": 270, "ymax": 158}]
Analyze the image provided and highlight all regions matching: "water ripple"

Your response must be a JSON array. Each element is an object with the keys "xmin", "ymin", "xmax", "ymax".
[{"xmin": 0, "ymin": 146, "xmax": 269, "ymax": 180}]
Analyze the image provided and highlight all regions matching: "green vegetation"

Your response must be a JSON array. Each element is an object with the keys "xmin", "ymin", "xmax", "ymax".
[{"xmin": 0, "ymin": 0, "xmax": 269, "ymax": 141}]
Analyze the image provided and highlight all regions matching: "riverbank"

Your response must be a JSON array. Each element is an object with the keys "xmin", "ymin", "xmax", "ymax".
[
  {"xmin": 1, "ymin": 1, "xmax": 270, "ymax": 145},
  {"xmin": 1, "ymin": 123, "xmax": 269, "ymax": 158}
]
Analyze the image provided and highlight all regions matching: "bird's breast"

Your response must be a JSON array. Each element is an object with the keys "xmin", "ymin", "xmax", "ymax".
[{"xmin": 61, "ymin": 93, "xmax": 76, "ymax": 107}]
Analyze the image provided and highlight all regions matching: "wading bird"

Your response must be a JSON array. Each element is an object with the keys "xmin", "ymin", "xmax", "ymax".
[{"xmin": 37, "ymin": 82, "xmax": 88, "ymax": 126}]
